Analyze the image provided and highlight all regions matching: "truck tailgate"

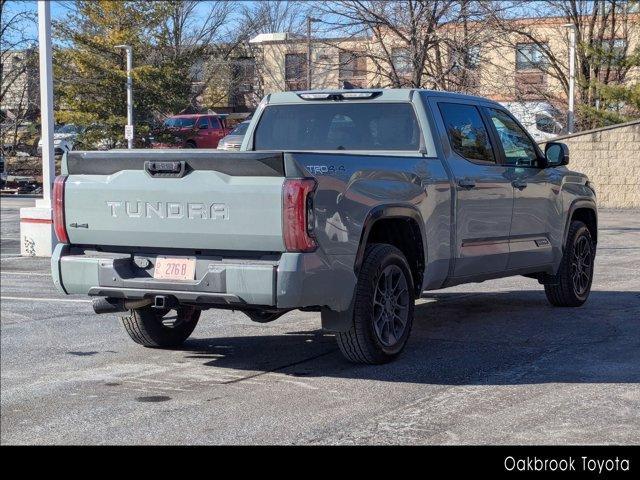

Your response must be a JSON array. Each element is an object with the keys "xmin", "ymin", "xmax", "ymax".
[{"xmin": 63, "ymin": 151, "xmax": 285, "ymax": 251}]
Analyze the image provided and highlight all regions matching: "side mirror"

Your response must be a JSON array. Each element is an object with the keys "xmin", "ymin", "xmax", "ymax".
[{"xmin": 545, "ymin": 142, "xmax": 569, "ymax": 167}]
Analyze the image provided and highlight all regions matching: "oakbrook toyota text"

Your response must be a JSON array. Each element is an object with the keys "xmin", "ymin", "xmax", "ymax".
[{"xmin": 504, "ymin": 456, "xmax": 630, "ymax": 473}]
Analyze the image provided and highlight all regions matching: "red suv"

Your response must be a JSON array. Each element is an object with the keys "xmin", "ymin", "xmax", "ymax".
[{"xmin": 150, "ymin": 114, "xmax": 231, "ymax": 149}]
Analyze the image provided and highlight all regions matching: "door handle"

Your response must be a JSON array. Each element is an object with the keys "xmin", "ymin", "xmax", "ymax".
[
  {"xmin": 512, "ymin": 180, "xmax": 528, "ymax": 190},
  {"xmin": 457, "ymin": 178, "xmax": 476, "ymax": 189}
]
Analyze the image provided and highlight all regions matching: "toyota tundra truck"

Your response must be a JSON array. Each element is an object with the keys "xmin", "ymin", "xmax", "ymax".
[{"xmin": 51, "ymin": 89, "xmax": 597, "ymax": 364}]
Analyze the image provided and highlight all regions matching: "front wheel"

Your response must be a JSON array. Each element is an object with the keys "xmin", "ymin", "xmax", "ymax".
[
  {"xmin": 544, "ymin": 220, "xmax": 595, "ymax": 307},
  {"xmin": 121, "ymin": 306, "xmax": 200, "ymax": 348},
  {"xmin": 337, "ymin": 244, "xmax": 414, "ymax": 364}
]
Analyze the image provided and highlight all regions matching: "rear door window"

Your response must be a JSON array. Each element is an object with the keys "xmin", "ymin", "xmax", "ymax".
[
  {"xmin": 210, "ymin": 117, "xmax": 222, "ymax": 130},
  {"xmin": 253, "ymin": 103, "xmax": 421, "ymax": 151},
  {"xmin": 197, "ymin": 117, "xmax": 209, "ymax": 129},
  {"xmin": 438, "ymin": 102, "xmax": 495, "ymax": 163}
]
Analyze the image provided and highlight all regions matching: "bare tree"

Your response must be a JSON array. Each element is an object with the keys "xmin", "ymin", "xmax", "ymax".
[
  {"xmin": 1, "ymin": 0, "xmax": 38, "ymax": 154},
  {"xmin": 317, "ymin": 0, "xmax": 498, "ymax": 90},
  {"xmin": 235, "ymin": 1, "xmax": 313, "ymax": 104},
  {"xmin": 484, "ymin": 0, "xmax": 640, "ymax": 128},
  {"xmin": 152, "ymin": 0, "xmax": 238, "ymax": 107}
]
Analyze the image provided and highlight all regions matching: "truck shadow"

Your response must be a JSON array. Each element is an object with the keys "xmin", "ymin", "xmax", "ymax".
[{"xmin": 181, "ymin": 290, "xmax": 640, "ymax": 385}]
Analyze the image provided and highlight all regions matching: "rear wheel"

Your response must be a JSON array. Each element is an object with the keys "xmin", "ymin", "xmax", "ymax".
[
  {"xmin": 121, "ymin": 306, "xmax": 200, "ymax": 348},
  {"xmin": 337, "ymin": 244, "xmax": 414, "ymax": 364},
  {"xmin": 544, "ymin": 220, "xmax": 595, "ymax": 307},
  {"xmin": 185, "ymin": 140, "xmax": 196, "ymax": 148}
]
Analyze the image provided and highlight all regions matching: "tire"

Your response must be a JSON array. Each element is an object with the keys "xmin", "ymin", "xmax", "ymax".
[
  {"xmin": 337, "ymin": 243, "xmax": 415, "ymax": 364},
  {"xmin": 121, "ymin": 306, "xmax": 200, "ymax": 348},
  {"xmin": 185, "ymin": 140, "xmax": 196, "ymax": 148},
  {"xmin": 545, "ymin": 220, "xmax": 595, "ymax": 307}
]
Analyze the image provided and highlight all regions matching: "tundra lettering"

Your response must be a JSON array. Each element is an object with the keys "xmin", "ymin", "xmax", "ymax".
[
  {"xmin": 53, "ymin": 89, "xmax": 597, "ymax": 364},
  {"xmin": 106, "ymin": 201, "xmax": 229, "ymax": 220}
]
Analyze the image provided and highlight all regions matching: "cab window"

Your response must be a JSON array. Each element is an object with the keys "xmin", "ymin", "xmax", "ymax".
[
  {"xmin": 485, "ymin": 108, "xmax": 540, "ymax": 167},
  {"xmin": 438, "ymin": 102, "xmax": 495, "ymax": 163}
]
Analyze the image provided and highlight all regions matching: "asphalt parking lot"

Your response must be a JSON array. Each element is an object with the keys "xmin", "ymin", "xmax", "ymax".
[{"xmin": 1, "ymin": 196, "xmax": 639, "ymax": 445}]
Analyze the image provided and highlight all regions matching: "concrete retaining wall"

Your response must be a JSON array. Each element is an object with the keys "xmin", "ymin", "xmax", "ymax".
[{"xmin": 541, "ymin": 120, "xmax": 640, "ymax": 209}]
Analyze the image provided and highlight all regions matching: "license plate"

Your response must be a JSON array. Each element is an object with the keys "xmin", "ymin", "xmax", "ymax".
[{"xmin": 154, "ymin": 257, "xmax": 196, "ymax": 281}]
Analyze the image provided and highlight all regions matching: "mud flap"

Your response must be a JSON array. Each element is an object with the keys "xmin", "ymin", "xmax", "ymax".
[{"xmin": 320, "ymin": 302, "xmax": 354, "ymax": 333}]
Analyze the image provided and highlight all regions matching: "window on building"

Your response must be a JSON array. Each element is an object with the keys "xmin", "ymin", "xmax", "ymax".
[
  {"xmin": 516, "ymin": 43, "xmax": 548, "ymax": 70},
  {"xmin": 438, "ymin": 103, "xmax": 495, "ymax": 163},
  {"xmin": 601, "ymin": 38, "xmax": 627, "ymax": 62},
  {"xmin": 450, "ymin": 45, "xmax": 481, "ymax": 71},
  {"xmin": 232, "ymin": 58, "xmax": 256, "ymax": 93},
  {"xmin": 339, "ymin": 52, "xmax": 367, "ymax": 79},
  {"xmin": 391, "ymin": 47, "xmax": 412, "ymax": 76},
  {"xmin": 285, "ymin": 53, "xmax": 307, "ymax": 90}
]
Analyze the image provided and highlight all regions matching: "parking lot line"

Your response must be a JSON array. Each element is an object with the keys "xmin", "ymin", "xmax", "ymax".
[
  {"xmin": 1, "ymin": 296, "xmax": 91, "ymax": 303},
  {"xmin": 0, "ymin": 271, "xmax": 51, "ymax": 276}
]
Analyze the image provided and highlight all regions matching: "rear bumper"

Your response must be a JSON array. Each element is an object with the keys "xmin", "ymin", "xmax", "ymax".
[{"xmin": 52, "ymin": 244, "xmax": 356, "ymax": 312}]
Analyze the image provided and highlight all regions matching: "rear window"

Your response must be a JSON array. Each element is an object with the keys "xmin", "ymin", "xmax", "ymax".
[
  {"xmin": 254, "ymin": 103, "xmax": 421, "ymax": 151},
  {"xmin": 231, "ymin": 122, "xmax": 249, "ymax": 135}
]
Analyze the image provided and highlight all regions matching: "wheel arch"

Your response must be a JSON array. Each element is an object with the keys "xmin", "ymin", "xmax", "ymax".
[
  {"xmin": 354, "ymin": 204, "xmax": 426, "ymax": 296},
  {"xmin": 564, "ymin": 199, "xmax": 598, "ymax": 249}
]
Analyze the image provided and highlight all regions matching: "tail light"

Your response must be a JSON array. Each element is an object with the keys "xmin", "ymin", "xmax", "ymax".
[
  {"xmin": 53, "ymin": 175, "xmax": 69, "ymax": 243},
  {"xmin": 282, "ymin": 178, "xmax": 317, "ymax": 252}
]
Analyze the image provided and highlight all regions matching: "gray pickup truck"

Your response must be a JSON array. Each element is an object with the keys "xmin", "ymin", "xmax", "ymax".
[{"xmin": 51, "ymin": 89, "xmax": 597, "ymax": 364}]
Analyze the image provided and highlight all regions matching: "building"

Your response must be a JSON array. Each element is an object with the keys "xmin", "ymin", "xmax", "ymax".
[
  {"xmin": 248, "ymin": 14, "xmax": 640, "ymax": 124},
  {"xmin": 1, "ymin": 47, "xmax": 39, "ymax": 122}
]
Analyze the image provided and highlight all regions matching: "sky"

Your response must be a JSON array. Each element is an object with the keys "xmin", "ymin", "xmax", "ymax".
[{"xmin": 4, "ymin": 0, "xmax": 256, "ymax": 43}]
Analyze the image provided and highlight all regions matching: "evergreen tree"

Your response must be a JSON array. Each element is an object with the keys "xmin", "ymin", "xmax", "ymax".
[{"xmin": 54, "ymin": 1, "xmax": 194, "ymax": 148}]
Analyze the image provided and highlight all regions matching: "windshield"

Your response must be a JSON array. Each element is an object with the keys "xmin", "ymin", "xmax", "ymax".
[
  {"xmin": 56, "ymin": 124, "xmax": 79, "ymax": 134},
  {"xmin": 535, "ymin": 114, "xmax": 561, "ymax": 134},
  {"xmin": 163, "ymin": 117, "xmax": 195, "ymax": 128},
  {"xmin": 254, "ymin": 103, "xmax": 421, "ymax": 151},
  {"xmin": 231, "ymin": 122, "xmax": 250, "ymax": 136}
]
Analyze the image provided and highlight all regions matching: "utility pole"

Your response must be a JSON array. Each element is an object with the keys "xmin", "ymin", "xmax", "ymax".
[
  {"xmin": 563, "ymin": 23, "xmax": 576, "ymax": 134},
  {"xmin": 115, "ymin": 45, "xmax": 133, "ymax": 148},
  {"xmin": 307, "ymin": 17, "xmax": 320, "ymax": 90}
]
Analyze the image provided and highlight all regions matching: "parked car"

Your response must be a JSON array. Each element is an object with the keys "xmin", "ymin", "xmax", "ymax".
[
  {"xmin": 51, "ymin": 89, "xmax": 597, "ymax": 364},
  {"xmin": 499, "ymin": 101, "xmax": 564, "ymax": 142},
  {"xmin": 150, "ymin": 114, "xmax": 231, "ymax": 149},
  {"xmin": 217, "ymin": 120, "xmax": 250, "ymax": 150},
  {"xmin": 37, "ymin": 124, "xmax": 82, "ymax": 155}
]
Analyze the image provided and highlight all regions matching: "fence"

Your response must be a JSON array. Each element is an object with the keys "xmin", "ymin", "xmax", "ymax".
[{"xmin": 540, "ymin": 120, "xmax": 640, "ymax": 209}]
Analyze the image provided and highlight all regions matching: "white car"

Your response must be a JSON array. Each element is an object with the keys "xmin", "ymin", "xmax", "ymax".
[
  {"xmin": 499, "ymin": 102, "xmax": 564, "ymax": 142},
  {"xmin": 37, "ymin": 124, "xmax": 82, "ymax": 155}
]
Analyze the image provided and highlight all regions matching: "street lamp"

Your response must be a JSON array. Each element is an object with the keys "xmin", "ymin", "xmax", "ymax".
[
  {"xmin": 115, "ymin": 44, "xmax": 133, "ymax": 148},
  {"xmin": 307, "ymin": 17, "xmax": 321, "ymax": 90},
  {"xmin": 563, "ymin": 23, "xmax": 577, "ymax": 134}
]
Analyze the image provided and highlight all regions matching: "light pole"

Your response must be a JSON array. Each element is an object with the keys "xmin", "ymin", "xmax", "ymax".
[
  {"xmin": 307, "ymin": 17, "xmax": 321, "ymax": 90},
  {"xmin": 115, "ymin": 44, "xmax": 133, "ymax": 148},
  {"xmin": 37, "ymin": 0, "xmax": 55, "ymax": 203},
  {"xmin": 563, "ymin": 23, "xmax": 577, "ymax": 134},
  {"xmin": 20, "ymin": 0, "xmax": 56, "ymax": 257}
]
